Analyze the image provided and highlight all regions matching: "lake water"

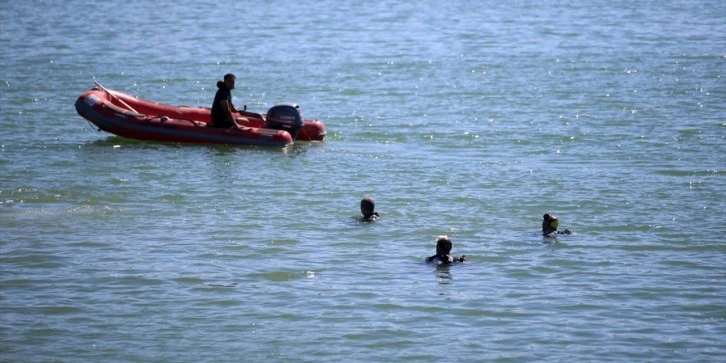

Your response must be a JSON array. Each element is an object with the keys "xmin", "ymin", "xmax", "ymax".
[{"xmin": 1, "ymin": 0, "xmax": 725, "ymax": 361}]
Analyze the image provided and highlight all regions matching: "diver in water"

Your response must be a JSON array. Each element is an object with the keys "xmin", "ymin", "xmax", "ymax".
[
  {"xmin": 542, "ymin": 214, "xmax": 572, "ymax": 237},
  {"xmin": 425, "ymin": 236, "xmax": 466, "ymax": 265},
  {"xmin": 360, "ymin": 197, "xmax": 379, "ymax": 222}
]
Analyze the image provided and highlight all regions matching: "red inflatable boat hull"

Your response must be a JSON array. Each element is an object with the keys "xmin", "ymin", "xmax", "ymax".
[{"xmin": 74, "ymin": 87, "xmax": 326, "ymax": 147}]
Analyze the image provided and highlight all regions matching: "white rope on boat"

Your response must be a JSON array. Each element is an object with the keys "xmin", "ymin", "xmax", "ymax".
[{"xmin": 93, "ymin": 80, "xmax": 139, "ymax": 114}]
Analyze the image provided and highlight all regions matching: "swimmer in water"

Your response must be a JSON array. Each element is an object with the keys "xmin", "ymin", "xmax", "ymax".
[
  {"xmin": 425, "ymin": 235, "xmax": 466, "ymax": 264},
  {"xmin": 360, "ymin": 197, "xmax": 379, "ymax": 222},
  {"xmin": 542, "ymin": 214, "xmax": 572, "ymax": 237}
]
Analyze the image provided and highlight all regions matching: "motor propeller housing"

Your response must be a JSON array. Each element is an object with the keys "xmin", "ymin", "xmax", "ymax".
[{"xmin": 266, "ymin": 103, "xmax": 304, "ymax": 139}]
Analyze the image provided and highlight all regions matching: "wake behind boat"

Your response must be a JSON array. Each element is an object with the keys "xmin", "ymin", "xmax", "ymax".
[{"xmin": 74, "ymin": 82, "xmax": 326, "ymax": 147}]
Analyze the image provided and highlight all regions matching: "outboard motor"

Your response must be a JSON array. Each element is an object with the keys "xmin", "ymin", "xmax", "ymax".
[{"xmin": 266, "ymin": 103, "xmax": 304, "ymax": 139}]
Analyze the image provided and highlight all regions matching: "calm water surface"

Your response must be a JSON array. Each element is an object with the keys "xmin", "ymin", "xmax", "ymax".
[{"xmin": 1, "ymin": 0, "xmax": 725, "ymax": 361}]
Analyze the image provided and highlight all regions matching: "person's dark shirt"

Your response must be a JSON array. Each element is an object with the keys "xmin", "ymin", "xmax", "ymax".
[{"xmin": 211, "ymin": 81, "xmax": 233, "ymax": 128}]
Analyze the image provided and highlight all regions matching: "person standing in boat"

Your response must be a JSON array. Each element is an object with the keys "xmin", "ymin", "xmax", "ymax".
[
  {"xmin": 360, "ymin": 197, "xmax": 379, "ymax": 222},
  {"xmin": 211, "ymin": 73, "xmax": 242, "ymax": 129}
]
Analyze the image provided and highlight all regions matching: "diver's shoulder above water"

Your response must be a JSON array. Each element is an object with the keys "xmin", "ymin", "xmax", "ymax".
[{"xmin": 424, "ymin": 235, "xmax": 466, "ymax": 265}]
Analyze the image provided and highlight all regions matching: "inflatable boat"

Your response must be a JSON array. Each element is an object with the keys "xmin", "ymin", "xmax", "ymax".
[{"xmin": 74, "ymin": 83, "xmax": 326, "ymax": 147}]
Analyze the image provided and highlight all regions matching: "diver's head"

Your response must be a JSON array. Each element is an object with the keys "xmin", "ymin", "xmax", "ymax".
[
  {"xmin": 360, "ymin": 197, "xmax": 375, "ymax": 217},
  {"xmin": 435, "ymin": 235, "xmax": 452, "ymax": 255},
  {"xmin": 545, "ymin": 214, "xmax": 559, "ymax": 229}
]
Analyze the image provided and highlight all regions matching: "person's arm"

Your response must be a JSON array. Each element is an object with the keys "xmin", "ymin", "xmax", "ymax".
[{"xmin": 220, "ymin": 99, "xmax": 239, "ymax": 129}]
